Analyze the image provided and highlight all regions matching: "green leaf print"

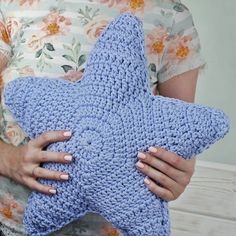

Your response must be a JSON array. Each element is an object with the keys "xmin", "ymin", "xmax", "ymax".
[
  {"xmin": 35, "ymin": 43, "xmax": 55, "ymax": 72},
  {"xmin": 173, "ymin": 3, "xmax": 188, "ymax": 12},
  {"xmin": 22, "ymin": 19, "xmax": 35, "ymax": 28},
  {"xmin": 62, "ymin": 38, "xmax": 86, "ymax": 72},
  {"xmin": 149, "ymin": 63, "xmax": 157, "ymax": 72},
  {"xmin": 45, "ymin": 43, "xmax": 55, "ymax": 51},
  {"xmin": 35, "ymin": 49, "xmax": 43, "ymax": 58},
  {"xmin": 160, "ymin": 10, "xmax": 174, "ymax": 19},
  {"xmin": 78, "ymin": 55, "xmax": 86, "ymax": 67},
  {"xmin": 16, "ymin": 30, "xmax": 26, "ymax": 45},
  {"xmin": 10, "ymin": 51, "xmax": 24, "ymax": 67},
  {"xmin": 63, "ymin": 44, "xmax": 73, "ymax": 51},
  {"xmin": 44, "ymin": 53, "xmax": 53, "ymax": 59},
  {"xmin": 62, "ymin": 54, "xmax": 76, "ymax": 63},
  {"xmin": 61, "ymin": 65, "xmax": 73, "ymax": 73},
  {"xmin": 73, "ymin": 43, "xmax": 81, "ymax": 58},
  {"xmin": 77, "ymin": 6, "xmax": 100, "ymax": 25}
]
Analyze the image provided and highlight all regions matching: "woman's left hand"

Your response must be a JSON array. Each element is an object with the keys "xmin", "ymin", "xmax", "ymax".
[{"xmin": 135, "ymin": 146, "xmax": 196, "ymax": 201}]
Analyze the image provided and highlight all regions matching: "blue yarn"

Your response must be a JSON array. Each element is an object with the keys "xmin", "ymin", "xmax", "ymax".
[{"xmin": 4, "ymin": 13, "xmax": 229, "ymax": 236}]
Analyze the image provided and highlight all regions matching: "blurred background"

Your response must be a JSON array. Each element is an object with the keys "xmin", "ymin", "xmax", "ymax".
[
  {"xmin": 182, "ymin": 0, "xmax": 235, "ymax": 165},
  {"xmin": 169, "ymin": 2, "xmax": 236, "ymax": 236}
]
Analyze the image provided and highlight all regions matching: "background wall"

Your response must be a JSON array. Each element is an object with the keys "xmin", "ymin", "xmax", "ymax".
[{"xmin": 182, "ymin": 0, "xmax": 236, "ymax": 165}]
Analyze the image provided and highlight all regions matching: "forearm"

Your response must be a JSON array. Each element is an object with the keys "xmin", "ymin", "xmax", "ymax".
[
  {"xmin": 0, "ymin": 52, "xmax": 10, "ymax": 73},
  {"xmin": 0, "ymin": 139, "xmax": 18, "ymax": 176},
  {"xmin": 0, "ymin": 51, "xmax": 14, "ymax": 175}
]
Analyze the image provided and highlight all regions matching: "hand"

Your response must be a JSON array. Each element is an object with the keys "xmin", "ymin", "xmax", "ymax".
[
  {"xmin": 1, "ymin": 130, "xmax": 73, "ymax": 195},
  {"xmin": 135, "ymin": 146, "xmax": 196, "ymax": 201}
]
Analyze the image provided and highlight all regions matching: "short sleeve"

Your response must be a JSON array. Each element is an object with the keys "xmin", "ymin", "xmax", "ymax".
[
  {"xmin": 0, "ymin": 5, "xmax": 11, "ymax": 59},
  {"xmin": 0, "ymin": 4, "xmax": 12, "ymax": 143},
  {"xmin": 157, "ymin": 4, "xmax": 206, "ymax": 83}
]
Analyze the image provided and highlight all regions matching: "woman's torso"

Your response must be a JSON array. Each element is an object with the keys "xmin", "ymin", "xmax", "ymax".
[{"xmin": 0, "ymin": 0, "xmax": 204, "ymax": 235}]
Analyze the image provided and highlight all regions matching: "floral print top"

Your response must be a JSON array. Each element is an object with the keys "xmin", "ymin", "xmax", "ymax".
[{"xmin": 0, "ymin": 0, "xmax": 205, "ymax": 235}]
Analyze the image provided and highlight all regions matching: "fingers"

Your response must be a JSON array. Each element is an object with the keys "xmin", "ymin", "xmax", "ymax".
[
  {"xmin": 135, "ymin": 161, "xmax": 183, "ymax": 196},
  {"xmin": 135, "ymin": 147, "xmax": 196, "ymax": 201},
  {"xmin": 147, "ymin": 146, "xmax": 189, "ymax": 172},
  {"xmin": 37, "ymin": 151, "xmax": 73, "ymax": 164},
  {"xmin": 143, "ymin": 177, "xmax": 175, "ymax": 201},
  {"xmin": 137, "ymin": 151, "xmax": 182, "ymax": 181},
  {"xmin": 24, "ymin": 177, "xmax": 57, "ymax": 195},
  {"xmin": 32, "ymin": 167, "xmax": 69, "ymax": 181},
  {"xmin": 14, "ymin": 130, "xmax": 73, "ymax": 195},
  {"xmin": 31, "ymin": 130, "xmax": 72, "ymax": 149}
]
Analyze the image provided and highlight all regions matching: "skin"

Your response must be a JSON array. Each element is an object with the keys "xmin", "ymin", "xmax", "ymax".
[
  {"xmin": 0, "ymin": 52, "xmax": 199, "ymax": 200},
  {"xmin": 0, "ymin": 131, "xmax": 73, "ymax": 195},
  {"xmin": 0, "ymin": 53, "xmax": 9, "ymax": 72}
]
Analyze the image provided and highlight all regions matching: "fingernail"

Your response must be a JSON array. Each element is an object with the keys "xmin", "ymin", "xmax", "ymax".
[
  {"xmin": 136, "ymin": 161, "xmax": 145, "ymax": 169},
  {"xmin": 60, "ymin": 174, "xmax": 69, "ymax": 180},
  {"xmin": 148, "ymin": 146, "xmax": 158, "ymax": 153},
  {"xmin": 49, "ymin": 189, "xmax": 56, "ymax": 194},
  {"xmin": 64, "ymin": 155, "xmax": 72, "ymax": 161},
  {"xmin": 63, "ymin": 131, "xmax": 72, "ymax": 137},
  {"xmin": 137, "ymin": 152, "xmax": 146, "ymax": 159},
  {"xmin": 144, "ymin": 177, "xmax": 150, "ymax": 185}
]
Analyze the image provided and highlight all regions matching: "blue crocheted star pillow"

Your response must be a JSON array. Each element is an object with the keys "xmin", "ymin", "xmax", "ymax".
[{"xmin": 4, "ymin": 13, "xmax": 229, "ymax": 236}]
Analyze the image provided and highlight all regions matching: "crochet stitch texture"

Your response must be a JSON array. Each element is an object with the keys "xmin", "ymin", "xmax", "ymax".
[{"xmin": 4, "ymin": 13, "xmax": 229, "ymax": 236}]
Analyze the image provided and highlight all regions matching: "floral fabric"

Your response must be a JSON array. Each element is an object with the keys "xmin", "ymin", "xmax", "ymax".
[{"xmin": 0, "ymin": 0, "xmax": 205, "ymax": 235}]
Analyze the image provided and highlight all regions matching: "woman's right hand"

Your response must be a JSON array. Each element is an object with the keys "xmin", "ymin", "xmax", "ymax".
[{"xmin": 1, "ymin": 130, "xmax": 73, "ymax": 195}]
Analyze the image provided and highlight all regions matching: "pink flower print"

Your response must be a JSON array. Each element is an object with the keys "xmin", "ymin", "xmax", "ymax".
[
  {"xmin": 28, "ymin": 12, "xmax": 71, "ymax": 50},
  {"xmin": 0, "ymin": 21, "xmax": 11, "ymax": 45},
  {"xmin": 18, "ymin": 66, "xmax": 35, "ymax": 77},
  {"xmin": 41, "ymin": 12, "xmax": 71, "ymax": 36},
  {"xmin": 1, "ymin": 0, "xmax": 39, "ymax": 6},
  {"xmin": 99, "ymin": 0, "xmax": 123, "ymax": 8},
  {"xmin": 99, "ymin": 0, "xmax": 155, "ymax": 14},
  {"xmin": 145, "ymin": 26, "xmax": 169, "ymax": 63},
  {"xmin": 63, "ymin": 70, "xmax": 84, "ymax": 82},
  {"xmin": 5, "ymin": 121, "xmax": 26, "ymax": 146},
  {"xmin": 5, "ymin": 17, "xmax": 22, "ymax": 40},
  {"xmin": 166, "ymin": 35, "xmax": 193, "ymax": 61},
  {"xmin": 18, "ymin": 0, "xmax": 40, "ymax": 6},
  {"xmin": 98, "ymin": 222, "xmax": 121, "ymax": 236},
  {"xmin": 84, "ymin": 16, "xmax": 110, "ymax": 41},
  {"xmin": 0, "ymin": 194, "xmax": 24, "ymax": 223},
  {"xmin": 28, "ymin": 35, "xmax": 43, "ymax": 50}
]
